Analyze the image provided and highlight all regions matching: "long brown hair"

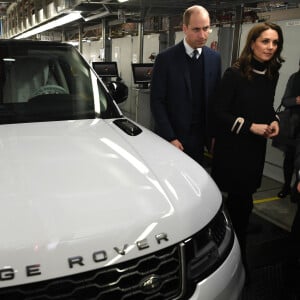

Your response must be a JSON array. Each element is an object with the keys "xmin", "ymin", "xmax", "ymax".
[{"xmin": 233, "ymin": 22, "xmax": 285, "ymax": 80}]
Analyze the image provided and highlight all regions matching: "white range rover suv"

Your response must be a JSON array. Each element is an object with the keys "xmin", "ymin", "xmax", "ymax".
[{"xmin": 0, "ymin": 40, "xmax": 245, "ymax": 299}]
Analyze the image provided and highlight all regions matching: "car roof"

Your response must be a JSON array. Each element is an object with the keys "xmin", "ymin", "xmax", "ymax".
[{"xmin": 0, "ymin": 39, "xmax": 71, "ymax": 48}]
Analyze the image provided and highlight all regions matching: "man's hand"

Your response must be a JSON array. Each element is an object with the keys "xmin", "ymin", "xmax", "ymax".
[{"xmin": 170, "ymin": 139, "xmax": 184, "ymax": 151}]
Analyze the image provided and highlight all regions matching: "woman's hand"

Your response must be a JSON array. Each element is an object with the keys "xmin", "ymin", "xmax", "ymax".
[
  {"xmin": 250, "ymin": 121, "xmax": 279, "ymax": 138},
  {"xmin": 268, "ymin": 121, "xmax": 279, "ymax": 138}
]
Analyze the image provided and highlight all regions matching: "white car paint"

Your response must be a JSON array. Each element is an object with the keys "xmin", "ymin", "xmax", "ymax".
[
  {"xmin": 0, "ymin": 40, "xmax": 245, "ymax": 299},
  {"xmin": 0, "ymin": 119, "xmax": 222, "ymax": 286}
]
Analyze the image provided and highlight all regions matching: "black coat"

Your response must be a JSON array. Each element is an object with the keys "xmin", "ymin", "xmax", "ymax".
[
  {"xmin": 282, "ymin": 71, "xmax": 300, "ymax": 142},
  {"xmin": 150, "ymin": 41, "xmax": 221, "ymax": 142},
  {"xmin": 211, "ymin": 67, "xmax": 279, "ymax": 193},
  {"xmin": 290, "ymin": 71, "xmax": 300, "ymax": 173},
  {"xmin": 282, "ymin": 71, "xmax": 300, "ymax": 108}
]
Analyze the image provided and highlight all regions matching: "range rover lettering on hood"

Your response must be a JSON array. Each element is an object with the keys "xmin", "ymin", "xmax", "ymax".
[{"xmin": 0, "ymin": 233, "xmax": 169, "ymax": 281}]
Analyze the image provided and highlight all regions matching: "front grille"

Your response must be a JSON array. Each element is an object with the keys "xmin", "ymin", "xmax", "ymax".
[
  {"xmin": 0, "ymin": 206, "xmax": 233, "ymax": 300},
  {"xmin": 0, "ymin": 245, "xmax": 182, "ymax": 300}
]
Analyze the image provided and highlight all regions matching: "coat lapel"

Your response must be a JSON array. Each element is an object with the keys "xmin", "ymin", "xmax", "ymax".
[
  {"xmin": 177, "ymin": 42, "xmax": 193, "ymax": 102},
  {"xmin": 202, "ymin": 46, "xmax": 209, "ymax": 100}
]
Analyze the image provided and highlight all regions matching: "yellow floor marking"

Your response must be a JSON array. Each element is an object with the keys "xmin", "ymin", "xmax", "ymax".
[{"xmin": 253, "ymin": 196, "xmax": 281, "ymax": 204}]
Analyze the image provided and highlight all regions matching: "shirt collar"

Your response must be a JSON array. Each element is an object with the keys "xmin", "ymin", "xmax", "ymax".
[{"xmin": 183, "ymin": 38, "xmax": 202, "ymax": 58}]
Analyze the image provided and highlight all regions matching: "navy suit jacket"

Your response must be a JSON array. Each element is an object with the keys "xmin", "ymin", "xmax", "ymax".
[{"xmin": 150, "ymin": 41, "xmax": 221, "ymax": 142}]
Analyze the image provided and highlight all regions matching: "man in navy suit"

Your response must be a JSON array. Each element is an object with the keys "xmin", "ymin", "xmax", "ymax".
[{"xmin": 150, "ymin": 5, "xmax": 221, "ymax": 165}]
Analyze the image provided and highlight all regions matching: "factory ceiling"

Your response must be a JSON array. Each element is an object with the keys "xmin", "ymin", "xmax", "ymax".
[
  {"xmin": 1, "ymin": 0, "xmax": 299, "ymax": 39},
  {"xmin": 71, "ymin": 0, "xmax": 300, "ymax": 24}
]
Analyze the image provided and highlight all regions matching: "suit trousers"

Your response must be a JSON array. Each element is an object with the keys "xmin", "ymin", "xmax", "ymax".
[{"xmin": 183, "ymin": 123, "xmax": 205, "ymax": 165}]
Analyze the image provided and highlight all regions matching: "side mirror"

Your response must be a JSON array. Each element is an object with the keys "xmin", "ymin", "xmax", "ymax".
[{"xmin": 106, "ymin": 77, "xmax": 128, "ymax": 104}]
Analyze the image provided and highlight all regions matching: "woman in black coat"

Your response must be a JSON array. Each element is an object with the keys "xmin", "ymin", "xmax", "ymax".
[
  {"xmin": 211, "ymin": 22, "xmax": 285, "ymax": 270},
  {"xmin": 290, "ymin": 128, "xmax": 300, "ymax": 265},
  {"xmin": 290, "ymin": 61, "xmax": 300, "ymax": 245},
  {"xmin": 277, "ymin": 61, "xmax": 300, "ymax": 199},
  {"xmin": 292, "ymin": 145, "xmax": 300, "ymax": 243}
]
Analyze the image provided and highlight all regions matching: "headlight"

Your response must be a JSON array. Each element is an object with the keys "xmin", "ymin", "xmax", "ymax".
[{"xmin": 184, "ymin": 204, "xmax": 234, "ymax": 283}]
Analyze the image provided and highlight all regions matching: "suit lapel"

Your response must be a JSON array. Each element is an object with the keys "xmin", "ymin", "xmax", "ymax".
[
  {"xmin": 177, "ymin": 42, "xmax": 193, "ymax": 102},
  {"xmin": 202, "ymin": 47, "xmax": 209, "ymax": 100}
]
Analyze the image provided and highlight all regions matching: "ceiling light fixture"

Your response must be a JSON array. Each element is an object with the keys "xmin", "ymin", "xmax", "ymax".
[
  {"xmin": 118, "ymin": 0, "xmax": 129, "ymax": 3},
  {"xmin": 14, "ymin": 12, "xmax": 82, "ymax": 39}
]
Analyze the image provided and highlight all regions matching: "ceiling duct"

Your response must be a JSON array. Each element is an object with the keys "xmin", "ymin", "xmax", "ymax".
[
  {"xmin": 71, "ymin": 2, "xmax": 111, "ymax": 21},
  {"xmin": 82, "ymin": 4, "xmax": 111, "ymax": 21},
  {"xmin": 56, "ymin": 0, "xmax": 71, "ymax": 13}
]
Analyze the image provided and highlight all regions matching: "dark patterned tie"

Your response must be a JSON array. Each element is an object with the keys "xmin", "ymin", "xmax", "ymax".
[{"xmin": 192, "ymin": 49, "xmax": 199, "ymax": 61}]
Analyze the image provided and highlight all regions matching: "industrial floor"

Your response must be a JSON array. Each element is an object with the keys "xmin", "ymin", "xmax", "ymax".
[{"xmin": 241, "ymin": 176, "xmax": 300, "ymax": 300}]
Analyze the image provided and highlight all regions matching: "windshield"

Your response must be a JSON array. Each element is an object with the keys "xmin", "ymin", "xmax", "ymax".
[{"xmin": 0, "ymin": 40, "xmax": 122, "ymax": 124}]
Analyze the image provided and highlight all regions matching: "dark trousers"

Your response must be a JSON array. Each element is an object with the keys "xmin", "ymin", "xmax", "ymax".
[
  {"xmin": 289, "ymin": 192, "xmax": 300, "ymax": 263},
  {"xmin": 291, "ymin": 197, "xmax": 300, "ymax": 244},
  {"xmin": 183, "ymin": 123, "xmax": 205, "ymax": 165},
  {"xmin": 226, "ymin": 192, "xmax": 254, "ymax": 270},
  {"xmin": 283, "ymin": 146, "xmax": 296, "ymax": 189}
]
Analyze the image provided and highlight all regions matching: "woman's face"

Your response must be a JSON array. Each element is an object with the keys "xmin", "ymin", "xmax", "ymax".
[{"xmin": 251, "ymin": 28, "xmax": 279, "ymax": 62}]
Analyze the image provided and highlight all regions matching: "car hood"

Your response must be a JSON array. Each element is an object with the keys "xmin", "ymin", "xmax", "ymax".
[{"xmin": 0, "ymin": 119, "xmax": 222, "ymax": 286}]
